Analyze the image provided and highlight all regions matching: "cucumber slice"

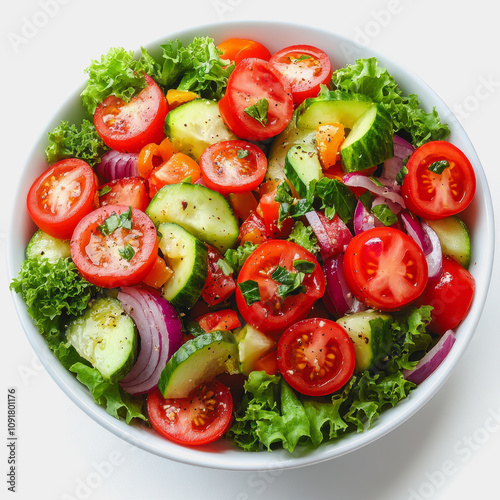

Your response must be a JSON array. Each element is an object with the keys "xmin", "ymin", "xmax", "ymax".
[
  {"xmin": 234, "ymin": 324, "xmax": 275, "ymax": 376},
  {"xmin": 266, "ymin": 113, "xmax": 317, "ymax": 183},
  {"xmin": 340, "ymin": 103, "xmax": 394, "ymax": 172},
  {"xmin": 337, "ymin": 310, "xmax": 392, "ymax": 372},
  {"xmin": 157, "ymin": 222, "xmax": 208, "ymax": 310},
  {"xmin": 296, "ymin": 92, "xmax": 373, "ymax": 130},
  {"xmin": 165, "ymin": 98, "xmax": 237, "ymax": 161},
  {"xmin": 296, "ymin": 93, "xmax": 394, "ymax": 172},
  {"xmin": 425, "ymin": 216, "xmax": 471, "ymax": 269},
  {"xmin": 66, "ymin": 297, "xmax": 137, "ymax": 383},
  {"xmin": 284, "ymin": 144, "xmax": 323, "ymax": 198},
  {"xmin": 26, "ymin": 229, "xmax": 71, "ymax": 262},
  {"xmin": 158, "ymin": 331, "xmax": 239, "ymax": 398},
  {"xmin": 146, "ymin": 183, "xmax": 239, "ymax": 253}
]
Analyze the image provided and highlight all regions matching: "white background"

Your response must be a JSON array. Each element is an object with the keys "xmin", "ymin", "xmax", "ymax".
[{"xmin": 1, "ymin": 1, "xmax": 499, "ymax": 499}]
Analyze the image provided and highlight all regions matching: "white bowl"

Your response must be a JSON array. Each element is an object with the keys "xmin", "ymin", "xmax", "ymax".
[{"xmin": 8, "ymin": 21, "xmax": 495, "ymax": 471}]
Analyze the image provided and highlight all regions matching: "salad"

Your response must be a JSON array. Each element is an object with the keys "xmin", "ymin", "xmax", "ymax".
[{"xmin": 10, "ymin": 36, "xmax": 477, "ymax": 453}]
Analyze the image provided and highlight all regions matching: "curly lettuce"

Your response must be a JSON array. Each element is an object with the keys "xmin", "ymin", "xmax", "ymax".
[
  {"xmin": 155, "ymin": 37, "xmax": 234, "ymax": 100},
  {"xmin": 332, "ymin": 57, "xmax": 450, "ymax": 146},
  {"xmin": 45, "ymin": 119, "xmax": 107, "ymax": 167},
  {"xmin": 81, "ymin": 46, "xmax": 159, "ymax": 115}
]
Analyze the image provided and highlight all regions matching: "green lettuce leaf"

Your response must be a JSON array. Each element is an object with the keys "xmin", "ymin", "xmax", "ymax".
[
  {"xmin": 70, "ymin": 363, "xmax": 148, "ymax": 424},
  {"xmin": 81, "ymin": 47, "xmax": 159, "ymax": 115},
  {"xmin": 156, "ymin": 37, "xmax": 234, "ymax": 100},
  {"xmin": 10, "ymin": 258, "xmax": 101, "ymax": 340},
  {"xmin": 287, "ymin": 221, "xmax": 319, "ymax": 254},
  {"xmin": 332, "ymin": 58, "xmax": 450, "ymax": 146},
  {"xmin": 45, "ymin": 119, "xmax": 107, "ymax": 167}
]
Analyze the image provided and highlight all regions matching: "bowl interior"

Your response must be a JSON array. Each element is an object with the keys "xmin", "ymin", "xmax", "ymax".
[{"xmin": 8, "ymin": 21, "xmax": 495, "ymax": 471}]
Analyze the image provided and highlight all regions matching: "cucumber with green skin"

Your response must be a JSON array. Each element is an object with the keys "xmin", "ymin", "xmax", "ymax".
[
  {"xmin": 157, "ymin": 222, "xmax": 208, "ymax": 310},
  {"xmin": 425, "ymin": 216, "xmax": 471, "ymax": 269},
  {"xmin": 66, "ymin": 297, "xmax": 137, "ymax": 383},
  {"xmin": 337, "ymin": 310, "xmax": 393, "ymax": 372},
  {"xmin": 266, "ymin": 113, "xmax": 317, "ymax": 184},
  {"xmin": 284, "ymin": 144, "xmax": 324, "ymax": 198},
  {"xmin": 165, "ymin": 98, "xmax": 237, "ymax": 161},
  {"xmin": 26, "ymin": 230, "xmax": 71, "ymax": 262},
  {"xmin": 146, "ymin": 182, "xmax": 239, "ymax": 254},
  {"xmin": 158, "ymin": 331, "xmax": 239, "ymax": 398},
  {"xmin": 296, "ymin": 92, "xmax": 394, "ymax": 172}
]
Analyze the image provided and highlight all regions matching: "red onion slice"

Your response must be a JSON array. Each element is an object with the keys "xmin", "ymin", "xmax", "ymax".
[
  {"xmin": 343, "ymin": 173, "xmax": 406, "ymax": 209},
  {"xmin": 421, "ymin": 221, "xmax": 443, "ymax": 281},
  {"xmin": 118, "ymin": 287, "xmax": 183, "ymax": 395},
  {"xmin": 403, "ymin": 330, "xmax": 456, "ymax": 384},
  {"xmin": 96, "ymin": 150, "xmax": 140, "ymax": 181},
  {"xmin": 393, "ymin": 134, "xmax": 415, "ymax": 159},
  {"xmin": 353, "ymin": 200, "xmax": 380, "ymax": 234},
  {"xmin": 400, "ymin": 212, "xmax": 432, "ymax": 255},
  {"xmin": 323, "ymin": 255, "xmax": 366, "ymax": 317}
]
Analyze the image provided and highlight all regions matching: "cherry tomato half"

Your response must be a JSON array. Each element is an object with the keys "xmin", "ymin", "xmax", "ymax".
[
  {"xmin": 218, "ymin": 58, "xmax": 294, "ymax": 141},
  {"xmin": 27, "ymin": 158, "xmax": 98, "ymax": 240},
  {"xmin": 147, "ymin": 381, "xmax": 233, "ymax": 446},
  {"xmin": 196, "ymin": 309, "xmax": 241, "ymax": 333},
  {"xmin": 217, "ymin": 38, "xmax": 271, "ymax": 65},
  {"xmin": 401, "ymin": 141, "xmax": 476, "ymax": 220},
  {"xmin": 269, "ymin": 44, "xmax": 332, "ymax": 106},
  {"xmin": 277, "ymin": 318, "xmax": 355, "ymax": 396},
  {"xmin": 70, "ymin": 204, "xmax": 158, "ymax": 288},
  {"xmin": 343, "ymin": 227, "xmax": 428, "ymax": 311},
  {"xmin": 236, "ymin": 240, "xmax": 325, "ymax": 335},
  {"xmin": 415, "ymin": 255, "xmax": 475, "ymax": 335},
  {"xmin": 99, "ymin": 176, "xmax": 150, "ymax": 212},
  {"xmin": 94, "ymin": 75, "xmax": 168, "ymax": 153},
  {"xmin": 199, "ymin": 140, "xmax": 267, "ymax": 194}
]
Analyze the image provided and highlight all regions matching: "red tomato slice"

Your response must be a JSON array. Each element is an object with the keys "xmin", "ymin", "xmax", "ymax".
[
  {"xmin": 196, "ymin": 309, "xmax": 241, "ymax": 333},
  {"xmin": 257, "ymin": 181, "xmax": 293, "ymax": 238},
  {"xmin": 217, "ymin": 38, "xmax": 271, "ymax": 65},
  {"xmin": 401, "ymin": 141, "xmax": 476, "ymax": 220},
  {"xmin": 269, "ymin": 45, "xmax": 332, "ymax": 106},
  {"xmin": 254, "ymin": 349, "xmax": 279, "ymax": 376},
  {"xmin": 415, "ymin": 256, "xmax": 475, "ymax": 335},
  {"xmin": 239, "ymin": 211, "xmax": 268, "ymax": 246},
  {"xmin": 343, "ymin": 227, "xmax": 428, "ymax": 311},
  {"xmin": 218, "ymin": 58, "xmax": 294, "ymax": 141},
  {"xmin": 99, "ymin": 176, "xmax": 150, "ymax": 212},
  {"xmin": 94, "ymin": 75, "xmax": 168, "ymax": 153},
  {"xmin": 147, "ymin": 381, "xmax": 233, "ymax": 446},
  {"xmin": 201, "ymin": 245, "xmax": 236, "ymax": 306},
  {"xmin": 236, "ymin": 240, "xmax": 325, "ymax": 335},
  {"xmin": 27, "ymin": 158, "xmax": 98, "ymax": 240},
  {"xmin": 199, "ymin": 140, "xmax": 267, "ymax": 194},
  {"xmin": 277, "ymin": 318, "xmax": 355, "ymax": 396},
  {"xmin": 70, "ymin": 204, "xmax": 158, "ymax": 288}
]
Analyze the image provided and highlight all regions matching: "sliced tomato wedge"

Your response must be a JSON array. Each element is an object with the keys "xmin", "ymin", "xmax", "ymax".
[
  {"xmin": 416, "ymin": 256, "xmax": 475, "ymax": 335},
  {"xmin": 70, "ymin": 204, "xmax": 158, "ymax": 288},
  {"xmin": 27, "ymin": 158, "xmax": 98, "ymax": 240},
  {"xmin": 236, "ymin": 240, "xmax": 325, "ymax": 335},
  {"xmin": 218, "ymin": 58, "xmax": 294, "ymax": 141},
  {"xmin": 199, "ymin": 140, "xmax": 267, "ymax": 194},
  {"xmin": 277, "ymin": 318, "xmax": 355, "ymax": 396},
  {"xmin": 239, "ymin": 211, "xmax": 268, "ymax": 246},
  {"xmin": 147, "ymin": 381, "xmax": 233, "ymax": 446},
  {"xmin": 196, "ymin": 309, "xmax": 241, "ymax": 333},
  {"xmin": 401, "ymin": 141, "xmax": 476, "ymax": 220},
  {"xmin": 269, "ymin": 44, "xmax": 332, "ymax": 106},
  {"xmin": 343, "ymin": 227, "xmax": 428, "ymax": 311},
  {"xmin": 254, "ymin": 349, "xmax": 279, "ymax": 376},
  {"xmin": 94, "ymin": 74, "xmax": 168, "ymax": 153},
  {"xmin": 99, "ymin": 176, "xmax": 150, "ymax": 212},
  {"xmin": 201, "ymin": 245, "xmax": 237, "ymax": 306},
  {"xmin": 217, "ymin": 38, "xmax": 271, "ymax": 65}
]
